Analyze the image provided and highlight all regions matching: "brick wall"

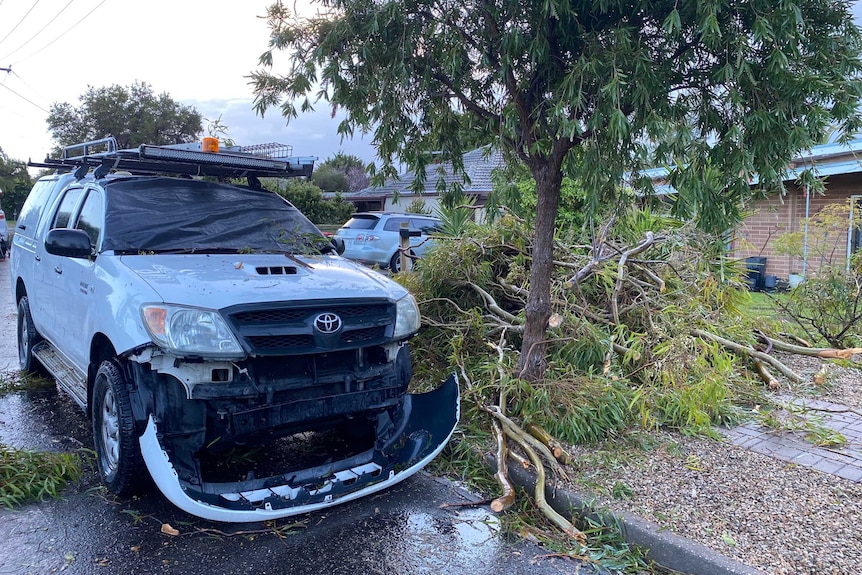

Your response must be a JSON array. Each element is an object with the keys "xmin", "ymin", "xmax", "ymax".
[{"xmin": 732, "ymin": 173, "xmax": 862, "ymax": 279}]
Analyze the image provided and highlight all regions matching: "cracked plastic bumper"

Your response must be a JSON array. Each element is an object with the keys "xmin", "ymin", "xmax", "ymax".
[{"xmin": 139, "ymin": 374, "xmax": 460, "ymax": 522}]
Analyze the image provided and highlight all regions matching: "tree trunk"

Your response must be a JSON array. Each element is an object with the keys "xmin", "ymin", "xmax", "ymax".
[{"xmin": 517, "ymin": 159, "xmax": 563, "ymax": 381}]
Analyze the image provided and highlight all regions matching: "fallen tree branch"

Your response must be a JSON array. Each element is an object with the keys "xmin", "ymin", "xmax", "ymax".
[
  {"xmin": 611, "ymin": 232, "xmax": 655, "ymax": 325},
  {"xmin": 482, "ymin": 405, "xmax": 583, "ymax": 541},
  {"xmin": 508, "ymin": 449, "xmax": 532, "ymax": 470},
  {"xmin": 630, "ymin": 261, "xmax": 666, "ymax": 292},
  {"xmin": 483, "ymin": 405, "xmax": 568, "ymax": 481},
  {"xmin": 564, "ymin": 217, "xmax": 616, "ymax": 287},
  {"xmin": 753, "ymin": 359, "xmax": 781, "ymax": 390},
  {"xmin": 517, "ymin": 429, "xmax": 586, "ymax": 543},
  {"xmin": 756, "ymin": 334, "xmax": 862, "ymax": 359},
  {"xmin": 779, "ymin": 333, "xmax": 812, "ymax": 348},
  {"xmin": 526, "ymin": 423, "xmax": 573, "ymax": 465},
  {"xmin": 612, "ymin": 342, "xmax": 640, "ymax": 361},
  {"xmin": 490, "ymin": 420, "xmax": 516, "ymax": 513},
  {"xmin": 462, "ymin": 281, "xmax": 522, "ymax": 324},
  {"xmin": 692, "ymin": 329, "xmax": 804, "ymax": 383}
]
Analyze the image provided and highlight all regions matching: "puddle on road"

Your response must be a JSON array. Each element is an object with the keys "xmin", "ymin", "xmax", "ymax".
[
  {"xmin": 0, "ymin": 387, "xmax": 91, "ymax": 451},
  {"xmin": 349, "ymin": 505, "xmax": 512, "ymax": 574}
]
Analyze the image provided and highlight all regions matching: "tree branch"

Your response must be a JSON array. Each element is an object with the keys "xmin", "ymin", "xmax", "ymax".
[{"xmin": 693, "ymin": 329, "xmax": 804, "ymax": 383}]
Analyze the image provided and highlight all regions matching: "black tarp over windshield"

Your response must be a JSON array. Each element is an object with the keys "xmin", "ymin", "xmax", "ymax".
[{"xmin": 101, "ymin": 178, "xmax": 323, "ymax": 254}]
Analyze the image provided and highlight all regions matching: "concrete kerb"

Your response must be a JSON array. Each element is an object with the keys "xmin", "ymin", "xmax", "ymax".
[{"xmin": 486, "ymin": 455, "xmax": 766, "ymax": 575}]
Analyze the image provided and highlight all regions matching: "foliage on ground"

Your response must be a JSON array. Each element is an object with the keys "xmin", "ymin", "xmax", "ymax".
[
  {"xmin": 0, "ymin": 373, "xmax": 84, "ymax": 508},
  {"xmin": 0, "ymin": 445, "xmax": 84, "ymax": 508},
  {"xmin": 0, "ymin": 372, "xmax": 56, "ymax": 397},
  {"xmin": 404, "ymin": 209, "xmax": 771, "ymax": 441}
]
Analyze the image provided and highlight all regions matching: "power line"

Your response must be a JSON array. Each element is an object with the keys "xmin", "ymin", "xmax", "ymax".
[
  {"xmin": 0, "ymin": 81, "xmax": 49, "ymax": 113},
  {"xmin": 8, "ymin": 67, "xmax": 51, "ymax": 106},
  {"xmin": 0, "ymin": 0, "xmax": 75, "ymax": 62},
  {"xmin": 11, "ymin": 0, "xmax": 106, "ymax": 65},
  {"xmin": 0, "ymin": 1, "xmax": 41, "ymax": 48}
]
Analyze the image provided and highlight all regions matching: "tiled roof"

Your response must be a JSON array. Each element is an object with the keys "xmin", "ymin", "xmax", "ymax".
[{"xmin": 347, "ymin": 147, "xmax": 505, "ymax": 198}]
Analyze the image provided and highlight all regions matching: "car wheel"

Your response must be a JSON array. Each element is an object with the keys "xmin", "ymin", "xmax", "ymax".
[
  {"xmin": 92, "ymin": 360, "xmax": 144, "ymax": 495},
  {"xmin": 389, "ymin": 250, "xmax": 415, "ymax": 273},
  {"xmin": 17, "ymin": 296, "xmax": 45, "ymax": 373}
]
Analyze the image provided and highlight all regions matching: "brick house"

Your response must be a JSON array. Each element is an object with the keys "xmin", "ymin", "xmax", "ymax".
[{"xmin": 648, "ymin": 136, "xmax": 862, "ymax": 282}]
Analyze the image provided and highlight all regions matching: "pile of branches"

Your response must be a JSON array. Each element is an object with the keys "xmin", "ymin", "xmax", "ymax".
[{"xmin": 401, "ymin": 211, "xmax": 859, "ymax": 540}]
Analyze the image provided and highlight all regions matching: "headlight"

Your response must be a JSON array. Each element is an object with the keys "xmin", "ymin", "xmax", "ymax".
[
  {"xmin": 393, "ymin": 294, "xmax": 420, "ymax": 339},
  {"xmin": 141, "ymin": 304, "xmax": 244, "ymax": 358}
]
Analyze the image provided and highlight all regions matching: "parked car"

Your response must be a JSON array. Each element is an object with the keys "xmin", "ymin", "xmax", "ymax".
[
  {"xmin": 11, "ymin": 138, "xmax": 458, "ymax": 522},
  {"xmin": 335, "ymin": 212, "xmax": 442, "ymax": 272}
]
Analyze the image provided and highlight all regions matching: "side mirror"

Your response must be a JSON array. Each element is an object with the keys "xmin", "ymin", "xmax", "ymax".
[{"xmin": 45, "ymin": 228, "xmax": 92, "ymax": 259}]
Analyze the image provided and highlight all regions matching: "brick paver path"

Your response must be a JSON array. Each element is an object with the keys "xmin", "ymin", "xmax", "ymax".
[{"xmin": 721, "ymin": 397, "xmax": 862, "ymax": 482}]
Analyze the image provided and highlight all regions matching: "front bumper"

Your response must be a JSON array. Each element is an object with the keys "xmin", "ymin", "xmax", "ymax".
[{"xmin": 139, "ymin": 374, "xmax": 459, "ymax": 522}]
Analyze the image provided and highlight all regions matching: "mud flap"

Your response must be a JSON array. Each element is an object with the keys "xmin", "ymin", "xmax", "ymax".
[{"xmin": 139, "ymin": 373, "xmax": 460, "ymax": 522}]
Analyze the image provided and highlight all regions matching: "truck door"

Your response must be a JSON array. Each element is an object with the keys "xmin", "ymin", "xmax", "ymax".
[
  {"xmin": 32, "ymin": 186, "xmax": 85, "ymax": 346},
  {"xmin": 61, "ymin": 187, "xmax": 103, "ymax": 368}
]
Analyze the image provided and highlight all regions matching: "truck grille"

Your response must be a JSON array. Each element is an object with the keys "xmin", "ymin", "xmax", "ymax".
[{"xmin": 224, "ymin": 300, "xmax": 395, "ymax": 356}]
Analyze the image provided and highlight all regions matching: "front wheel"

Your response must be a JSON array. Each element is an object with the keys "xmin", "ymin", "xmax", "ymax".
[
  {"xmin": 92, "ymin": 360, "xmax": 144, "ymax": 495},
  {"xmin": 389, "ymin": 250, "xmax": 415, "ymax": 273}
]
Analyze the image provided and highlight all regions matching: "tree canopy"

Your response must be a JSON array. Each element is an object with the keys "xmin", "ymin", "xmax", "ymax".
[
  {"xmin": 251, "ymin": 0, "xmax": 862, "ymax": 379},
  {"xmin": 270, "ymin": 177, "xmax": 355, "ymax": 224},
  {"xmin": 315, "ymin": 152, "xmax": 370, "ymax": 192},
  {"xmin": 0, "ymin": 147, "xmax": 33, "ymax": 219},
  {"xmin": 47, "ymin": 81, "xmax": 203, "ymax": 151},
  {"xmin": 312, "ymin": 164, "xmax": 350, "ymax": 192}
]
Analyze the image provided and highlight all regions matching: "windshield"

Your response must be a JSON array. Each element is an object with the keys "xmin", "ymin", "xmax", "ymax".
[{"xmin": 101, "ymin": 178, "xmax": 325, "ymax": 254}]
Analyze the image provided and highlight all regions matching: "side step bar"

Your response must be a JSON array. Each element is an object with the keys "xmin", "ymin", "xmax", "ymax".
[{"xmin": 32, "ymin": 342, "xmax": 87, "ymax": 408}]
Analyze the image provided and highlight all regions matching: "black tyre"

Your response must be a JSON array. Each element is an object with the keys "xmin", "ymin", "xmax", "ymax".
[
  {"xmin": 389, "ymin": 250, "xmax": 415, "ymax": 273},
  {"xmin": 92, "ymin": 360, "xmax": 144, "ymax": 495},
  {"xmin": 17, "ymin": 296, "xmax": 45, "ymax": 373}
]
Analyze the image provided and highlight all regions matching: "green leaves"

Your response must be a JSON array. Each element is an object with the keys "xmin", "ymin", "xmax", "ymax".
[
  {"xmin": 0, "ymin": 445, "xmax": 84, "ymax": 508},
  {"xmin": 46, "ymin": 81, "xmax": 203, "ymax": 151},
  {"xmin": 253, "ymin": 0, "xmax": 862, "ymax": 378}
]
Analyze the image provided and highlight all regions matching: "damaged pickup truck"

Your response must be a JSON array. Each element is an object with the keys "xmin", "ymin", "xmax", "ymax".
[{"xmin": 10, "ymin": 138, "xmax": 458, "ymax": 522}]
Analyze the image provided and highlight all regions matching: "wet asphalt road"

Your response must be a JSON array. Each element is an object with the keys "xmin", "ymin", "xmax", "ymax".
[{"xmin": 0, "ymin": 258, "xmax": 597, "ymax": 575}]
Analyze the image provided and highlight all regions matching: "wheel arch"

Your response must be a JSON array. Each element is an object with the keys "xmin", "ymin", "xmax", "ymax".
[
  {"xmin": 15, "ymin": 278, "xmax": 27, "ymax": 305},
  {"xmin": 88, "ymin": 333, "xmax": 118, "ymax": 417}
]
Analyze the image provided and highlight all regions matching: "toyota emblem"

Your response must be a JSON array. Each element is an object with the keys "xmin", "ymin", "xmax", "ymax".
[{"xmin": 314, "ymin": 312, "xmax": 343, "ymax": 334}]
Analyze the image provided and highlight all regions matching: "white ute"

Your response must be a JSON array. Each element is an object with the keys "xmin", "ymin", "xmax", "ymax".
[{"xmin": 11, "ymin": 137, "xmax": 458, "ymax": 522}]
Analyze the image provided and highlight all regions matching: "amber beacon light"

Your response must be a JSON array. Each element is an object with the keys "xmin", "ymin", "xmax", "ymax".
[{"xmin": 202, "ymin": 137, "xmax": 219, "ymax": 153}]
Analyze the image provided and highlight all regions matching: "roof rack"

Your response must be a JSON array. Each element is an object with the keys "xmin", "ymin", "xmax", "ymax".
[{"xmin": 28, "ymin": 137, "xmax": 316, "ymax": 184}]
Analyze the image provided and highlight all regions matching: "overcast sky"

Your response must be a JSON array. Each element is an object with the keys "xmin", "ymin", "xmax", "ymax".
[
  {"xmin": 1, "ymin": 1, "xmax": 862, "ymax": 171},
  {"xmin": 0, "ymin": 0, "xmax": 377, "ymax": 168}
]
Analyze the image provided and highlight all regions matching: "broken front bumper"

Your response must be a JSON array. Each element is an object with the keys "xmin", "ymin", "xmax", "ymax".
[{"xmin": 139, "ymin": 374, "xmax": 460, "ymax": 522}]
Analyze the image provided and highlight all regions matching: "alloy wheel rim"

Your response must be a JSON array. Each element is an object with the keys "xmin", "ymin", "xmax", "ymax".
[
  {"xmin": 18, "ymin": 314, "xmax": 28, "ymax": 366},
  {"xmin": 100, "ymin": 386, "xmax": 120, "ymax": 473}
]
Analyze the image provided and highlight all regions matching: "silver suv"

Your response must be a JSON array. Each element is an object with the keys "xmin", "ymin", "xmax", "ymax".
[{"xmin": 335, "ymin": 213, "xmax": 442, "ymax": 272}]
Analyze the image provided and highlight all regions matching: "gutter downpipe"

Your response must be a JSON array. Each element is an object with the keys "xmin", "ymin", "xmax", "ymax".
[{"xmin": 802, "ymin": 184, "xmax": 810, "ymax": 277}]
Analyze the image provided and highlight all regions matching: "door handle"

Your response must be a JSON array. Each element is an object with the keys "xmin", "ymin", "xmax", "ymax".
[{"xmin": 54, "ymin": 267, "xmax": 62, "ymax": 275}]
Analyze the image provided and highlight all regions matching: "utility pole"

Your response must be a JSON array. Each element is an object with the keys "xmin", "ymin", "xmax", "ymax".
[{"xmin": 0, "ymin": 66, "xmax": 11, "ymax": 73}]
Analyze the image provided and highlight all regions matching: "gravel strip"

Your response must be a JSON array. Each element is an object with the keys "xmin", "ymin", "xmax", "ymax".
[{"xmin": 560, "ymin": 352, "xmax": 862, "ymax": 575}]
